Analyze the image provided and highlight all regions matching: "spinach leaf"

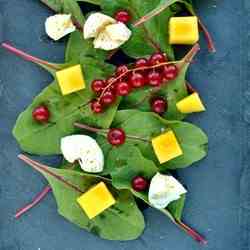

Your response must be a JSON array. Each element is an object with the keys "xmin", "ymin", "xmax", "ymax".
[
  {"xmin": 100, "ymin": 0, "xmax": 175, "ymax": 59},
  {"xmin": 13, "ymin": 57, "xmax": 119, "ymax": 155},
  {"xmin": 19, "ymin": 155, "xmax": 145, "ymax": 241},
  {"xmin": 40, "ymin": 0, "xmax": 85, "ymax": 25},
  {"xmin": 120, "ymin": 64, "xmax": 188, "ymax": 121},
  {"xmin": 99, "ymin": 109, "xmax": 208, "ymax": 170}
]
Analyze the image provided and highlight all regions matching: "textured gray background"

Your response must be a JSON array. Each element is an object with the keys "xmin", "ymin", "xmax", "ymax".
[{"xmin": 0, "ymin": 0, "xmax": 242, "ymax": 250}]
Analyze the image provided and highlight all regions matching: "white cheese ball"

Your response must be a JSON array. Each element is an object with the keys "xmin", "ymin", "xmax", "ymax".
[
  {"xmin": 83, "ymin": 12, "xmax": 116, "ymax": 39},
  {"xmin": 45, "ymin": 14, "xmax": 76, "ymax": 41},
  {"xmin": 61, "ymin": 135, "xmax": 104, "ymax": 173},
  {"xmin": 148, "ymin": 173, "xmax": 187, "ymax": 209}
]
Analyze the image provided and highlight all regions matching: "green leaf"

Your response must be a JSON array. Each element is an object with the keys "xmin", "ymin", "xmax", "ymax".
[
  {"xmin": 19, "ymin": 155, "xmax": 145, "ymax": 241},
  {"xmin": 65, "ymin": 31, "xmax": 107, "ymax": 62},
  {"xmin": 13, "ymin": 57, "xmax": 119, "ymax": 155},
  {"xmin": 120, "ymin": 64, "xmax": 188, "ymax": 121},
  {"xmin": 101, "ymin": 0, "xmax": 175, "ymax": 59},
  {"xmin": 40, "ymin": 0, "xmax": 85, "ymax": 25},
  {"xmin": 100, "ymin": 109, "xmax": 208, "ymax": 170},
  {"xmin": 76, "ymin": 0, "xmax": 101, "ymax": 5},
  {"xmin": 167, "ymin": 194, "xmax": 186, "ymax": 220}
]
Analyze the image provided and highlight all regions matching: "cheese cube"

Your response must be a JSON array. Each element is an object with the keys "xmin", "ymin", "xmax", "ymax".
[
  {"xmin": 56, "ymin": 65, "xmax": 85, "ymax": 95},
  {"xmin": 77, "ymin": 182, "xmax": 116, "ymax": 219},
  {"xmin": 176, "ymin": 92, "xmax": 205, "ymax": 113},
  {"xmin": 169, "ymin": 16, "xmax": 199, "ymax": 45},
  {"xmin": 152, "ymin": 130, "xmax": 183, "ymax": 164}
]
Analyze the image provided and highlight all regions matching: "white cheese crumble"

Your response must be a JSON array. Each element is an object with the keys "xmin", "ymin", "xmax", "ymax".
[
  {"xmin": 148, "ymin": 173, "xmax": 187, "ymax": 209},
  {"xmin": 45, "ymin": 14, "xmax": 76, "ymax": 41},
  {"xmin": 61, "ymin": 135, "xmax": 104, "ymax": 173},
  {"xmin": 84, "ymin": 12, "xmax": 132, "ymax": 51}
]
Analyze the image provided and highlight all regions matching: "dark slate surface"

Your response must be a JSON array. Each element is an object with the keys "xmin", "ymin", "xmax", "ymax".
[{"xmin": 0, "ymin": 0, "xmax": 242, "ymax": 249}]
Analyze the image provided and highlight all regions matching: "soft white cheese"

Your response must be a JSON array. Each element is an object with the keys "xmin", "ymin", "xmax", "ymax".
[
  {"xmin": 61, "ymin": 135, "xmax": 104, "ymax": 173},
  {"xmin": 45, "ymin": 14, "xmax": 76, "ymax": 41},
  {"xmin": 148, "ymin": 173, "xmax": 187, "ymax": 209},
  {"xmin": 83, "ymin": 12, "xmax": 116, "ymax": 39},
  {"xmin": 84, "ymin": 12, "xmax": 132, "ymax": 50}
]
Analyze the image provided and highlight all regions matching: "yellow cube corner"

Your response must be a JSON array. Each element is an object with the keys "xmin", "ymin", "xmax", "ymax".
[
  {"xmin": 56, "ymin": 65, "xmax": 85, "ymax": 95},
  {"xmin": 169, "ymin": 16, "xmax": 199, "ymax": 45},
  {"xmin": 176, "ymin": 92, "xmax": 205, "ymax": 113},
  {"xmin": 152, "ymin": 130, "xmax": 183, "ymax": 164},
  {"xmin": 77, "ymin": 182, "xmax": 116, "ymax": 219}
]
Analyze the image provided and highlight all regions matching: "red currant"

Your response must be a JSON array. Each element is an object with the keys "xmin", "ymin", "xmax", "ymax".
[
  {"xmin": 100, "ymin": 90, "xmax": 116, "ymax": 105},
  {"xmin": 149, "ymin": 52, "xmax": 167, "ymax": 66},
  {"xmin": 135, "ymin": 58, "xmax": 149, "ymax": 68},
  {"xmin": 116, "ymin": 65, "xmax": 129, "ymax": 76},
  {"xmin": 129, "ymin": 72, "xmax": 146, "ymax": 88},
  {"xmin": 107, "ymin": 128, "xmax": 126, "ymax": 146},
  {"xmin": 32, "ymin": 105, "xmax": 50, "ymax": 123},
  {"xmin": 151, "ymin": 97, "xmax": 167, "ymax": 115},
  {"xmin": 115, "ymin": 10, "xmax": 131, "ymax": 23},
  {"xmin": 163, "ymin": 64, "xmax": 178, "ymax": 81},
  {"xmin": 132, "ymin": 176, "xmax": 149, "ymax": 192},
  {"xmin": 91, "ymin": 100, "xmax": 103, "ymax": 113},
  {"xmin": 115, "ymin": 81, "xmax": 131, "ymax": 96},
  {"xmin": 91, "ymin": 79, "xmax": 106, "ymax": 94},
  {"xmin": 147, "ymin": 70, "xmax": 162, "ymax": 86}
]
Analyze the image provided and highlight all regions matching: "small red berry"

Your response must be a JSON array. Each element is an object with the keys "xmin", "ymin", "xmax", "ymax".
[
  {"xmin": 151, "ymin": 97, "xmax": 167, "ymax": 115},
  {"xmin": 101, "ymin": 90, "xmax": 116, "ymax": 105},
  {"xmin": 116, "ymin": 65, "xmax": 129, "ymax": 76},
  {"xmin": 91, "ymin": 100, "xmax": 103, "ymax": 113},
  {"xmin": 129, "ymin": 72, "xmax": 146, "ymax": 88},
  {"xmin": 115, "ymin": 81, "xmax": 131, "ymax": 96},
  {"xmin": 147, "ymin": 70, "xmax": 162, "ymax": 86},
  {"xmin": 115, "ymin": 10, "xmax": 131, "ymax": 23},
  {"xmin": 149, "ymin": 52, "xmax": 167, "ymax": 66},
  {"xmin": 132, "ymin": 176, "xmax": 149, "ymax": 192},
  {"xmin": 107, "ymin": 128, "xmax": 126, "ymax": 146},
  {"xmin": 163, "ymin": 64, "xmax": 178, "ymax": 81},
  {"xmin": 32, "ymin": 105, "xmax": 50, "ymax": 123},
  {"xmin": 135, "ymin": 58, "xmax": 149, "ymax": 68},
  {"xmin": 91, "ymin": 79, "xmax": 106, "ymax": 94}
]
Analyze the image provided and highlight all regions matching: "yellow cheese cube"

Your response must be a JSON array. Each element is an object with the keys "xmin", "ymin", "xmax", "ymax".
[
  {"xmin": 77, "ymin": 182, "xmax": 116, "ymax": 219},
  {"xmin": 176, "ymin": 92, "xmax": 205, "ymax": 113},
  {"xmin": 169, "ymin": 16, "xmax": 199, "ymax": 45},
  {"xmin": 56, "ymin": 65, "xmax": 85, "ymax": 95},
  {"xmin": 152, "ymin": 130, "xmax": 183, "ymax": 164}
]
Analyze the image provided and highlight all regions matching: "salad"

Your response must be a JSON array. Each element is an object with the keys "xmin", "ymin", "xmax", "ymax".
[{"xmin": 1, "ymin": 0, "xmax": 215, "ymax": 245}]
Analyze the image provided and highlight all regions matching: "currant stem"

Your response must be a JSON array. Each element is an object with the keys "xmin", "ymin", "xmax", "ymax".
[
  {"xmin": 1, "ymin": 42, "xmax": 60, "ymax": 70},
  {"xmin": 15, "ymin": 186, "xmax": 52, "ymax": 219},
  {"xmin": 74, "ymin": 122, "xmax": 150, "ymax": 142},
  {"xmin": 98, "ymin": 60, "xmax": 181, "ymax": 101}
]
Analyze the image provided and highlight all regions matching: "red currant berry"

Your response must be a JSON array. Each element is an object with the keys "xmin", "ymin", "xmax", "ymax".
[
  {"xmin": 115, "ymin": 81, "xmax": 131, "ymax": 96},
  {"xmin": 132, "ymin": 176, "xmax": 149, "ymax": 192},
  {"xmin": 149, "ymin": 52, "xmax": 167, "ymax": 66},
  {"xmin": 163, "ymin": 64, "xmax": 178, "ymax": 81},
  {"xmin": 101, "ymin": 90, "xmax": 116, "ymax": 105},
  {"xmin": 32, "ymin": 105, "xmax": 50, "ymax": 123},
  {"xmin": 91, "ymin": 79, "xmax": 106, "ymax": 94},
  {"xmin": 135, "ymin": 58, "xmax": 149, "ymax": 68},
  {"xmin": 151, "ymin": 97, "xmax": 167, "ymax": 115},
  {"xmin": 107, "ymin": 128, "xmax": 126, "ymax": 146},
  {"xmin": 91, "ymin": 100, "xmax": 103, "ymax": 113},
  {"xmin": 129, "ymin": 72, "xmax": 146, "ymax": 88},
  {"xmin": 116, "ymin": 65, "xmax": 129, "ymax": 76},
  {"xmin": 115, "ymin": 10, "xmax": 131, "ymax": 23},
  {"xmin": 147, "ymin": 70, "xmax": 162, "ymax": 86}
]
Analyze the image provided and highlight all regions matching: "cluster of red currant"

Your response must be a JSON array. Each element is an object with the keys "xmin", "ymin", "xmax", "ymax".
[{"xmin": 90, "ymin": 52, "xmax": 179, "ymax": 115}]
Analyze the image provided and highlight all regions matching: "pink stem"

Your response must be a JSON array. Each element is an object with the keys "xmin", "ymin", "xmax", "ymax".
[
  {"xmin": 15, "ymin": 186, "xmax": 52, "ymax": 219},
  {"xmin": 198, "ymin": 19, "xmax": 216, "ymax": 53},
  {"xmin": 176, "ymin": 220, "xmax": 207, "ymax": 245},
  {"xmin": 1, "ymin": 42, "xmax": 60, "ymax": 70}
]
